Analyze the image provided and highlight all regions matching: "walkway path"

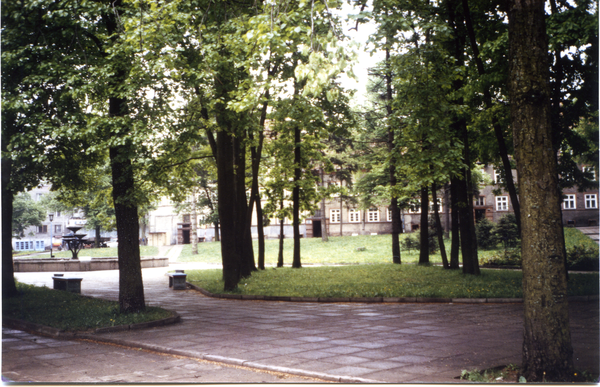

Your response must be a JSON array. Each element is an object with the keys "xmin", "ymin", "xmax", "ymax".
[{"xmin": 7, "ymin": 262, "xmax": 599, "ymax": 383}]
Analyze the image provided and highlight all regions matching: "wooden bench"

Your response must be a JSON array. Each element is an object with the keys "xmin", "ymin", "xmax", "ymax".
[
  {"xmin": 168, "ymin": 270, "xmax": 187, "ymax": 290},
  {"xmin": 52, "ymin": 274, "xmax": 83, "ymax": 294}
]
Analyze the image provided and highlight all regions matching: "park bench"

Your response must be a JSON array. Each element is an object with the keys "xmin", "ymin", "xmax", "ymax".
[
  {"xmin": 168, "ymin": 270, "xmax": 187, "ymax": 290},
  {"xmin": 52, "ymin": 274, "xmax": 83, "ymax": 294}
]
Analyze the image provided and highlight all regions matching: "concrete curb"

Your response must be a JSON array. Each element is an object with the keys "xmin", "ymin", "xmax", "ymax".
[
  {"xmin": 187, "ymin": 283, "xmax": 599, "ymax": 304},
  {"xmin": 68, "ymin": 336, "xmax": 383, "ymax": 383}
]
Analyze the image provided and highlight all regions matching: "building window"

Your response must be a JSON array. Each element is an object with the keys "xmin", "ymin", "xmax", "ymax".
[
  {"xmin": 387, "ymin": 208, "xmax": 392, "ymax": 222},
  {"xmin": 367, "ymin": 208, "xmax": 379, "ymax": 222},
  {"xmin": 349, "ymin": 209, "xmax": 361, "ymax": 223},
  {"xmin": 475, "ymin": 196, "xmax": 486, "ymax": 206},
  {"xmin": 496, "ymin": 196, "xmax": 508, "ymax": 211},
  {"xmin": 494, "ymin": 171, "xmax": 503, "ymax": 184},
  {"xmin": 585, "ymin": 194, "xmax": 597, "ymax": 209},
  {"xmin": 563, "ymin": 194, "xmax": 576, "ymax": 209},
  {"xmin": 38, "ymin": 225, "xmax": 48, "ymax": 234},
  {"xmin": 330, "ymin": 209, "xmax": 341, "ymax": 223},
  {"xmin": 54, "ymin": 225, "xmax": 62, "ymax": 234},
  {"xmin": 183, "ymin": 214, "xmax": 191, "ymax": 223}
]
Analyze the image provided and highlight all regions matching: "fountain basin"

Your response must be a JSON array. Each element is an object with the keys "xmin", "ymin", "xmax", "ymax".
[{"xmin": 13, "ymin": 256, "xmax": 168, "ymax": 272}]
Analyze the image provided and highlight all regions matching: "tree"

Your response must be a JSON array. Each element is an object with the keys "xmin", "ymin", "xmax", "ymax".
[
  {"xmin": 2, "ymin": 0, "xmax": 103, "ymax": 297},
  {"xmin": 507, "ymin": 0, "xmax": 573, "ymax": 380},
  {"xmin": 12, "ymin": 193, "xmax": 46, "ymax": 239}
]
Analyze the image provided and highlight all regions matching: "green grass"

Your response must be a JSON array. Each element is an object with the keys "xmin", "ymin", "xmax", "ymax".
[
  {"xmin": 178, "ymin": 234, "xmax": 463, "ymax": 265},
  {"xmin": 186, "ymin": 264, "xmax": 599, "ymax": 299},
  {"xmin": 564, "ymin": 227, "xmax": 600, "ymax": 250},
  {"xmin": 17, "ymin": 245, "xmax": 159, "ymax": 259},
  {"xmin": 3, "ymin": 282, "xmax": 173, "ymax": 331}
]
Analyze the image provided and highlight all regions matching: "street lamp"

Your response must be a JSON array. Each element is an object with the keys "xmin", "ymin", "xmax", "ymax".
[{"xmin": 48, "ymin": 213, "xmax": 54, "ymax": 258}]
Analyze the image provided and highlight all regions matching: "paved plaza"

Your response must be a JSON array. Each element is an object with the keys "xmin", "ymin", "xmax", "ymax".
[{"xmin": 3, "ymin": 246, "xmax": 599, "ymax": 383}]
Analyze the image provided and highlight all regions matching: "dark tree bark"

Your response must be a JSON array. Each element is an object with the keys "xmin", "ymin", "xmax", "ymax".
[
  {"xmin": 216, "ymin": 128, "xmax": 241, "ymax": 290},
  {"xmin": 277, "ymin": 198, "xmax": 285, "ymax": 268},
  {"xmin": 256, "ymin": 195, "xmax": 265, "ymax": 270},
  {"xmin": 432, "ymin": 183, "xmax": 449, "ymax": 268},
  {"xmin": 418, "ymin": 186, "xmax": 429, "ymax": 265},
  {"xmin": 507, "ymin": 0, "xmax": 573, "ymax": 381},
  {"xmin": 449, "ymin": 177, "xmax": 461, "ymax": 269},
  {"xmin": 95, "ymin": 224, "xmax": 101, "ymax": 249},
  {"xmin": 104, "ymin": 5, "xmax": 145, "ymax": 313},
  {"xmin": 386, "ymin": 45, "xmax": 401, "ymax": 264},
  {"xmin": 110, "ymin": 142, "xmax": 145, "ymax": 313},
  {"xmin": 235, "ymin": 133, "xmax": 256, "ymax": 278},
  {"xmin": 2, "ymin": 154, "xmax": 18, "ymax": 297},
  {"xmin": 292, "ymin": 123, "xmax": 302, "ymax": 269},
  {"xmin": 461, "ymin": 0, "xmax": 521, "ymax": 235}
]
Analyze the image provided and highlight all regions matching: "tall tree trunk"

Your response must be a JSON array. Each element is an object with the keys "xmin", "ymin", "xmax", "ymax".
[
  {"xmin": 386, "ymin": 45, "xmax": 401, "ymax": 264},
  {"xmin": 95, "ymin": 224, "xmax": 101, "ymax": 249},
  {"xmin": 256, "ymin": 193, "xmax": 265, "ymax": 270},
  {"xmin": 450, "ymin": 176, "xmax": 460, "ymax": 269},
  {"xmin": 214, "ymin": 221, "xmax": 220, "ymax": 242},
  {"xmin": 292, "ymin": 124, "xmax": 302, "ymax": 268},
  {"xmin": 235, "ymin": 134, "xmax": 255, "ymax": 278},
  {"xmin": 191, "ymin": 188, "xmax": 198, "ymax": 255},
  {"xmin": 418, "ymin": 186, "xmax": 429, "ymax": 265},
  {"xmin": 461, "ymin": 0, "xmax": 521, "ymax": 235},
  {"xmin": 110, "ymin": 140, "xmax": 145, "ymax": 313},
  {"xmin": 2, "ymin": 154, "xmax": 18, "ymax": 297},
  {"xmin": 432, "ymin": 183, "xmax": 448, "ymax": 268},
  {"xmin": 277, "ymin": 198, "xmax": 285, "ymax": 268},
  {"xmin": 508, "ymin": 0, "xmax": 573, "ymax": 380},
  {"xmin": 104, "ymin": 3, "xmax": 145, "ymax": 313},
  {"xmin": 216, "ymin": 129, "xmax": 241, "ymax": 290},
  {"xmin": 320, "ymin": 169, "xmax": 328, "ymax": 242},
  {"xmin": 443, "ymin": 183, "xmax": 450, "ymax": 239}
]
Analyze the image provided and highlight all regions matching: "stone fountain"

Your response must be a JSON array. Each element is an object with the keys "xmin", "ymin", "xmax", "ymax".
[{"xmin": 61, "ymin": 226, "xmax": 87, "ymax": 260}]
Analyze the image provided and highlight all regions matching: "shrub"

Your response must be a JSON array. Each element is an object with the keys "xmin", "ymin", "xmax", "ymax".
[
  {"xmin": 492, "ymin": 214, "xmax": 520, "ymax": 248},
  {"xmin": 567, "ymin": 245, "xmax": 600, "ymax": 271},
  {"xmin": 476, "ymin": 218, "xmax": 496, "ymax": 249},
  {"xmin": 480, "ymin": 248, "xmax": 522, "ymax": 267}
]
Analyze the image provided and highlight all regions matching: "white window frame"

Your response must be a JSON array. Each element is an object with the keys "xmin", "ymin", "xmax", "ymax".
[
  {"xmin": 474, "ymin": 196, "xmax": 486, "ymax": 206},
  {"xmin": 330, "ymin": 209, "xmax": 341, "ymax": 223},
  {"xmin": 349, "ymin": 209, "xmax": 361, "ymax": 223},
  {"xmin": 494, "ymin": 171, "xmax": 503, "ymax": 184},
  {"xmin": 496, "ymin": 196, "xmax": 508, "ymax": 211},
  {"xmin": 585, "ymin": 194, "xmax": 597, "ymax": 209},
  {"xmin": 54, "ymin": 224, "xmax": 62, "ymax": 234},
  {"xmin": 563, "ymin": 194, "xmax": 576, "ymax": 210},
  {"xmin": 387, "ymin": 208, "xmax": 393, "ymax": 222},
  {"xmin": 367, "ymin": 208, "xmax": 379, "ymax": 222}
]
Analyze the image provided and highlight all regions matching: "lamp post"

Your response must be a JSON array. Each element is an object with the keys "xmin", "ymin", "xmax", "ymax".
[{"xmin": 48, "ymin": 213, "xmax": 54, "ymax": 258}]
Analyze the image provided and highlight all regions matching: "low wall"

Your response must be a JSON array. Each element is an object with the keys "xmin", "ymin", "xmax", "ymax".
[{"xmin": 13, "ymin": 257, "xmax": 169, "ymax": 272}]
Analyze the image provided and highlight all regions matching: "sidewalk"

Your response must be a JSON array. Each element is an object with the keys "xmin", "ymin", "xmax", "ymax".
[{"xmin": 7, "ymin": 260, "xmax": 599, "ymax": 383}]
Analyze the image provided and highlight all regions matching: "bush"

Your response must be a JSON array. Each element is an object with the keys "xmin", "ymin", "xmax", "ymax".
[
  {"xmin": 492, "ymin": 214, "xmax": 520, "ymax": 248},
  {"xmin": 567, "ymin": 245, "xmax": 600, "ymax": 271},
  {"xmin": 480, "ymin": 244, "xmax": 599, "ymax": 272},
  {"xmin": 476, "ymin": 218, "xmax": 496, "ymax": 249},
  {"xmin": 401, "ymin": 218, "xmax": 438, "ymax": 254},
  {"xmin": 480, "ymin": 248, "xmax": 522, "ymax": 267}
]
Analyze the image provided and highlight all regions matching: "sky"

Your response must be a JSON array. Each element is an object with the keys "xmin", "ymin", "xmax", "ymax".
[{"xmin": 337, "ymin": 1, "xmax": 385, "ymax": 104}]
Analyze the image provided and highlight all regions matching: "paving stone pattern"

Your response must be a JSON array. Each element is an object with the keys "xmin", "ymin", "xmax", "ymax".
[{"xmin": 8, "ymin": 264, "xmax": 600, "ymax": 383}]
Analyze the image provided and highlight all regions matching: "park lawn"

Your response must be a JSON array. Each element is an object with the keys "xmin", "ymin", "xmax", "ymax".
[
  {"xmin": 178, "ymin": 233, "xmax": 472, "ymax": 265},
  {"xmin": 3, "ymin": 282, "xmax": 173, "ymax": 331},
  {"xmin": 186, "ymin": 264, "xmax": 599, "ymax": 299},
  {"xmin": 20, "ymin": 245, "xmax": 159, "ymax": 259}
]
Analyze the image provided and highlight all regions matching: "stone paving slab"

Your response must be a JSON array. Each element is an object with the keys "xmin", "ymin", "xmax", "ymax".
[{"xmin": 9, "ymin": 264, "xmax": 600, "ymax": 383}]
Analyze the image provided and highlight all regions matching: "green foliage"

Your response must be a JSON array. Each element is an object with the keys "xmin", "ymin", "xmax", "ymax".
[
  {"xmin": 12, "ymin": 193, "xmax": 45, "ymax": 239},
  {"xmin": 186, "ymin": 264, "xmax": 598, "ymax": 299},
  {"xmin": 492, "ymin": 214, "xmax": 520, "ymax": 248},
  {"xmin": 476, "ymin": 218, "xmax": 496, "ymax": 250},
  {"xmin": 3, "ymin": 282, "xmax": 172, "ymax": 331}
]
